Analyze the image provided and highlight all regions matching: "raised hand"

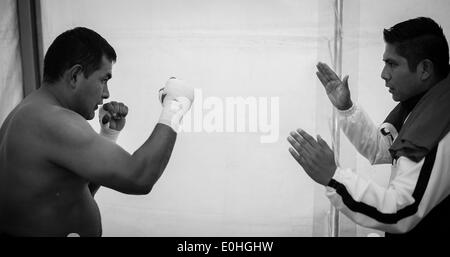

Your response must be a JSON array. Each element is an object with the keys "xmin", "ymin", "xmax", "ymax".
[
  {"xmin": 316, "ymin": 62, "xmax": 352, "ymax": 110},
  {"xmin": 158, "ymin": 77, "xmax": 195, "ymax": 132},
  {"xmin": 99, "ymin": 101, "xmax": 129, "ymax": 131},
  {"xmin": 287, "ymin": 129, "xmax": 336, "ymax": 186},
  {"xmin": 158, "ymin": 77, "xmax": 194, "ymax": 107}
]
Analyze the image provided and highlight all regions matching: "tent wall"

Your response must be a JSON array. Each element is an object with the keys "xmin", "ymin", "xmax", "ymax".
[
  {"xmin": 0, "ymin": 0, "xmax": 23, "ymax": 125},
  {"xmin": 32, "ymin": 0, "xmax": 450, "ymax": 236}
]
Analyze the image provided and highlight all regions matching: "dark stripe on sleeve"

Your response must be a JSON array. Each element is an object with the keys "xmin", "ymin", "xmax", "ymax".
[{"xmin": 328, "ymin": 146, "xmax": 437, "ymax": 224}]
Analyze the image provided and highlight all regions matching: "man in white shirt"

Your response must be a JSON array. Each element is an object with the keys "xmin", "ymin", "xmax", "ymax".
[{"xmin": 288, "ymin": 17, "xmax": 450, "ymax": 236}]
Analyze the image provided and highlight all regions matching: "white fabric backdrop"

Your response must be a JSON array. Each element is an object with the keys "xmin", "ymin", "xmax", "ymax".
[
  {"xmin": 38, "ymin": 0, "xmax": 450, "ymax": 236},
  {"xmin": 0, "ymin": 0, "xmax": 23, "ymax": 125},
  {"xmin": 40, "ymin": 0, "xmax": 321, "ymax": 236}
]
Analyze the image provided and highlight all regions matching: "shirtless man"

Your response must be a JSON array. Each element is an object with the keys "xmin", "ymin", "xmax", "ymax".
[{"xmin": 0, "ymin": 27, "xmax": 194, "ymax": 236}]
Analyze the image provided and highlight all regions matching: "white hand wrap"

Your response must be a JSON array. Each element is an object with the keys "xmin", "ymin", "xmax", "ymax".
[
  {"xmin": 158, "ymin": 96, "xmax": 192, "ymax": 132},
  {"xmin": 99, "ymin": 107, "xmax": 120, "ymax": 142},
  {"xmin": 158, "ymin": 78, "xmax": 194, "ymax": 132}
]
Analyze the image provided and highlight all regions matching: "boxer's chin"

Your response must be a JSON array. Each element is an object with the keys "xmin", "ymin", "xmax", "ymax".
[{"xmin": 85, "ymin": 110, "xmax": 96, "ymax": 120}]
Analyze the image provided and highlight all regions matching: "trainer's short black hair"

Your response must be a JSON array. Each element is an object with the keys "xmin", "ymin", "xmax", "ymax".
[{"xmin": 384, "ymin": 17, "xmax": 449, "ymax": 79}]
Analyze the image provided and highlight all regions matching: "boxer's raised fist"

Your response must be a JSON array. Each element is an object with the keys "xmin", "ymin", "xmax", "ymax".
[
  {"xmin": 99, "ymin": 101, "xmax": 129, "ymax": 132},
  {"xmin": 158, "ymin": 77, "xmax": 195, "ymax": 132},
  {"xmin": 159, "ymin": 77, "xmax": 194, "ymax": 107}
]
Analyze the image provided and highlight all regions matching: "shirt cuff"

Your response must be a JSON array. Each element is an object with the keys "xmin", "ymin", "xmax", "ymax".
[
  {"xmin": 326, "ymin": 166, "xmax": 342, "ymax": 190},
  {"xmin": 327, "ymin": 166, "xmax": 355, "ymax": 190},
  {"xmin": 336, "ymin": 102, "xmax": 357, "ymax": 117}
]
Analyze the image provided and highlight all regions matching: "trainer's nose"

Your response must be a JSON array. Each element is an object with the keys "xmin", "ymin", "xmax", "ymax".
[{"xmin": 381, "ymin": 65, "xmax": 390, "ymax": 82}]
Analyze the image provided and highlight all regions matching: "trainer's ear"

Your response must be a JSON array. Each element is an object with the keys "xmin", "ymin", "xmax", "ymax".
[
  {"xmin": 418, "ymin": 59, "xmax": 433, "ymax": 81},
  {"xmin": 66, "ymin": 64, "xmax": 83, "ymax": 88}
]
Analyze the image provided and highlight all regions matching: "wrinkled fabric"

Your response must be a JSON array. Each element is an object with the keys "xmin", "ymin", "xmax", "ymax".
[{"xmin": 0, "ymin": 0, "xmax": 23, "ymax": 126}]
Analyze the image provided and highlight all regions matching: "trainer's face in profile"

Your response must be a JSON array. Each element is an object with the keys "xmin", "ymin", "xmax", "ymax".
[
  {"xmin": 74, "ymin": 56, "xmax": 112, "ymax": 120},
  {"xmin": 381, "ymin": 43, "xmax": 422, "ymax": 102}
]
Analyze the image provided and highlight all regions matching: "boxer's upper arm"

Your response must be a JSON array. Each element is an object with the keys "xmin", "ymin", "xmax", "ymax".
[{"xmin": 42, "ymin": 111, "xmax": 146, "ymax": 194}]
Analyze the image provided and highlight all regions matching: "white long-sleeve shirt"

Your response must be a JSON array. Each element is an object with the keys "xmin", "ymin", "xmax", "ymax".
[{"xmin": 326, "ymin": 103, "xmax": 450, "ymax": 234}]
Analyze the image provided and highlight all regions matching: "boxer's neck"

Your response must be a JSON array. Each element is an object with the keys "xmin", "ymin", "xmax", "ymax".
[{"xmin": 39, "ymin": 82, "xmax": 72, "ymax": 110}]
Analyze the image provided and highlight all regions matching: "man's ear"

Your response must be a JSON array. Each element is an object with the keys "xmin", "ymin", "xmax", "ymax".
[
  {"xmin": 65, "ymin": 64, "xmax": 83, "ymax": 88},
  {"xmin": 417, "ymin": 59, "xmax": 434, "ymax": 81}
]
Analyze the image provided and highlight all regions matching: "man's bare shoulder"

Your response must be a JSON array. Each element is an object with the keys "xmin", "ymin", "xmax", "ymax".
[{"xmin": 5, "ymin": 100, "xmax": 96, "ymax": 148}]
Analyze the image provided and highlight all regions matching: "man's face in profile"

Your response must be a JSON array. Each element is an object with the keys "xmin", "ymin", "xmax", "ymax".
[
  {"xmin": 73, "ymin": 56, "xmax": 112, "ymax": 120},
  {"xmin": 381, "ymin": 43, "xmax": 422, "ymax": 102}
]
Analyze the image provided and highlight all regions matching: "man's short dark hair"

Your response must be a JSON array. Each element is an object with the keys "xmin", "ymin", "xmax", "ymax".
[
  {"xmin": 383, "ymin": 17, "xmax": 450, "ymax": 79},
  {"xmin": 43, "ymin": 27, "xmax": 117, "ymax": 84}
]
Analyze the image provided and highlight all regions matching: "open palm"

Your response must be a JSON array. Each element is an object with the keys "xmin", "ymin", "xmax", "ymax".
[{"xmin": 316, "ymin": 62, "xmax": 352, "ymax": 110}]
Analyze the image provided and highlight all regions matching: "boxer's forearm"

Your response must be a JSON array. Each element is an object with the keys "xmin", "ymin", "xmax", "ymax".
[
  {"xmin": 106, "ymin": 78, "xmax": 191, "ymax": 194},
  {"xmin": 129, "ymin": 123, "xmax": 177, "ymax": 194}
]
